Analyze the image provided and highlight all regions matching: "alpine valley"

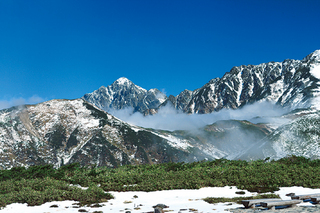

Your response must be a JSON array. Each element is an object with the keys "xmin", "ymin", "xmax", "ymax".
[{"xmin": 1, "ymin": 50, "xmax": 320, "ymax": 169}]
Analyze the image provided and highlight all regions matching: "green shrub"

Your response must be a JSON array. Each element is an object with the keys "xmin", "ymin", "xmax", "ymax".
[{"xmin": 0, "ymin": 177, "xmax": 113, "ymax": 207}]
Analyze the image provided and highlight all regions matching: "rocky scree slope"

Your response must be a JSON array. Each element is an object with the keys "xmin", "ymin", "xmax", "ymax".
[{"xmin": 0, "ymin": 99, "xmax": 210, "ymax": 169}]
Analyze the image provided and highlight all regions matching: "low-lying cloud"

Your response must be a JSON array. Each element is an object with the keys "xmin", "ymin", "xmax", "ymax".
[
  {"xmin": 0, "ymin": 95, "xmax": 45, "ymax": 110},
  {"xmin": 109, "ymin": 101, "xmax": 289, "ymax": 131}
]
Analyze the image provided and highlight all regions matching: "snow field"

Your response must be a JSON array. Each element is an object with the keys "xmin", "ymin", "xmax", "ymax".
[{"xmin": 2, "ymin": 186, "xmax": 320, "ymax": 213}]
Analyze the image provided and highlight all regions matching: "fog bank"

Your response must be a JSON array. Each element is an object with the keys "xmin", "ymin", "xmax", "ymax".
[{"xmin": 109, "ymin": 101, "xmax": 289, "ymax": 131}]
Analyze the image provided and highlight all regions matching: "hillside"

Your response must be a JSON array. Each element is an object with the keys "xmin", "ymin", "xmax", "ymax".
[{"xmin": 0, "ymin": 99, "xmax": 210, "ymax": 169}]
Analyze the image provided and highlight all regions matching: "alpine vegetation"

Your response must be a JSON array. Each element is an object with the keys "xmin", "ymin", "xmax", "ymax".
[{"xmin": 1, "ymin": 156, "xmax": 320, "ymax": 208}]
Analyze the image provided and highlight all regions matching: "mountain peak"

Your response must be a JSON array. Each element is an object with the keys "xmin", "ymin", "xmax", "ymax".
[
  {"xmin": 312, "ymin": 49, "xmax": 320, "ymax": 62},
  {"xmin": 113, "ymin": 77, "xmax": 132, "ymax": 85},
  {"xmin": 311, "ymin": 49, "xmax": 320, "ymax": 57},
  {"xmin": 302, "ymin": 49, "xmax": 320, "ymax": 63},
  {"xmin": 83, "ymin": 77, "xmax": 166, "ymax": 112}
]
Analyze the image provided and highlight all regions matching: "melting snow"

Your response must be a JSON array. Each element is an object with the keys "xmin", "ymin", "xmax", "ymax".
[
  {"xmin": 130, "ymin": 125, "xmax": 142, "ymax": 132},
  {"xmin": 2, "ymin": 186, "xmax": 320, "ymax": 213},
  {"xmin": 152, "ymin": 132, "xmax": 192, "ymax": 150}
]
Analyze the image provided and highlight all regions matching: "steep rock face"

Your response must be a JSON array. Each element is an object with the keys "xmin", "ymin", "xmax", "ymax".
[
  {"xmin": 160, "ymin": 90, "xmax": 194, "ymax": 111},
  {"xmin": 83, "ymin": 77, "xmax": 167, "ymax": 113},
  {"xmin": 185, "ymin": 50, "xmax": 320, "ymax": 113},
  {"xmin": 142, "ymin": 90, "xmax": 194, "ymax": 115},
  {"xmin": 176, "ymin": 89, "xmax": 194, "ymax": 111},
  {"xmin": 0, "ymin": 99, "xmax": 211, "ymax": 169}
]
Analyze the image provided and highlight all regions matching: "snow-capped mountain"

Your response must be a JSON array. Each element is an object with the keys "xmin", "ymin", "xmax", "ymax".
[
  {"xmin": 80, "ymin": 49, "xmax": 320, "ymax": 161},
  {"xmin": 2, "ymin": 50, "xmax": 320, "ymax": 169},
  {"xmin": 185, "ymin": 50, "xmax": 320, "ymax": 113},
  {"xmin": 0, "ymin": 99, "xmax": 211, "ymax": 169},
  {"xmin": 83, "ymin": 50, "xmax": 320, "ymax": 115},
  {"xmin": 83, "ymin": 77, "xmax": 167, "ymax": 113},
  {"xmin": 3, "ymin": 98, "xmax": 320, "ymax": 169}
]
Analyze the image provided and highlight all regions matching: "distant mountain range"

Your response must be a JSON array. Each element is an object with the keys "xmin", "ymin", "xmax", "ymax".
[
  {"xmin": 1, "ymin": 50, "xmax": 320, "ymax": 169},
  {"xmin": 83, "ymin": 50, "xmax": 320, "ymax": 114}
]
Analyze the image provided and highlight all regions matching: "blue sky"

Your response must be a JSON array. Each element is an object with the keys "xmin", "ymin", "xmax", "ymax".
[{"xmin": 1, "ymin": 0, "xmax": 320, "ymax": 109}]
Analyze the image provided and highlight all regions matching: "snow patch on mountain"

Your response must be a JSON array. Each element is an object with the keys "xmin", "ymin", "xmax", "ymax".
[
  {"xmin": 310, "ymin": 64, "xmax": 320, "ymax": 79},
  {"xmin": 153, "ymin": 132, "xmax": 193, "ymax": 150},
  {"xmin": 116, "ymin": 77, "xmax": 131, "ymax": 85}
]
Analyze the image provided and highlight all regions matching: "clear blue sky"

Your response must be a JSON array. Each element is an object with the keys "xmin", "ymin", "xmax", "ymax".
[{"xmin": 1, "ymin": 0, "xmax": 320, "ymax": 109}]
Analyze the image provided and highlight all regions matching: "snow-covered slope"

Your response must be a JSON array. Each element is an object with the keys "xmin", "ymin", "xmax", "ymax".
[{"xmin": 0, "ymin": 99, "xmax": 211, "ymax": 169}]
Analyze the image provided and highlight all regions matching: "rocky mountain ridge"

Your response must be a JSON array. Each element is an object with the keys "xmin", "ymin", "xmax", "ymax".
[{"xmin": 185, "ymin": 49, "xmax": 320, "ymax": 113}]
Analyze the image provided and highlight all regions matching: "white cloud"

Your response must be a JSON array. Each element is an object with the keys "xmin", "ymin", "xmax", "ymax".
[
  {"xmin": 0, "ymin": 95, "xmax": 45, "ymax": 110},
  {"xmin": 109, "ymin": 101, "xmax": 289, "ymax": 131},
  {"xmin": 27, "ymin": 95, "xmax": 45, "ymax": 104}
]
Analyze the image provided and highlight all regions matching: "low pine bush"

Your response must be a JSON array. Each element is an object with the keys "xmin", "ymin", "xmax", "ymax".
[{"xmin": 0, "ymin": 177, "xmax": 113, "ymax": 207}]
